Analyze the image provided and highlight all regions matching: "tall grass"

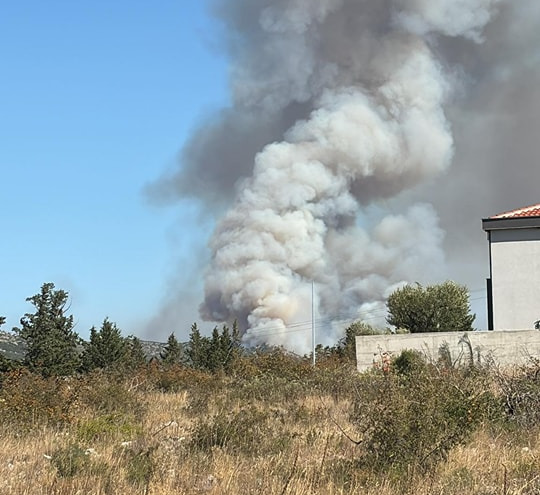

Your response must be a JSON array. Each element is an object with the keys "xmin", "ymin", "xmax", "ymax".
[{"xmin": 1, "ymin": 353, "xmax": 540, "ymax": 494}]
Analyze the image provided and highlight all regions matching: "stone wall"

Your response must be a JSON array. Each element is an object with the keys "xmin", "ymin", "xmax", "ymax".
[{"xmin": 356, "ymin": 330, "xmax": 540, "ymax": 372}]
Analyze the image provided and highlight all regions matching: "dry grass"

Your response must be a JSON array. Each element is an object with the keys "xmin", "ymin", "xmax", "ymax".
[{"xmin": 1, "ymin": 362, "xmax": 540, "ymax": 494}]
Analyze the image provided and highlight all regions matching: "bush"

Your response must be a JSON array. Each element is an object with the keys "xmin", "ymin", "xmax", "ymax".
[
  {"xmin": 495, "ymin": 359, "xmax": 540, "ymax": 427},
  {"xmin": 190, "ymin": 404, "xmax": 291, "ymax": 456},
  {"xmin": 51, "ymin": 444, "xmax": 90, "ymax": 478},
  {"xmin": 75, "ymin": 371, "xmax": 146, "ymax": 419},
  {"xmin": 392, "ymin": 349, "xmax": 427, "ymax": 376},
  {"xmin": 350, "ymin": 363, "xmax": 497, "ymax": 474},
  {"xmin": 77, "ymin": 413, "xmax": 142, "ymax": 442},
  {"xmin": 0, "ymin": 369, "xmax": 76, "ymax": 428}
]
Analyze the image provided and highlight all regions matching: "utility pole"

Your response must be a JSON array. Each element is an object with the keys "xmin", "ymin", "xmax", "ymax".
[{"xmin": 312, "ymin": 280, "xmax": 316, "ymax": 367}]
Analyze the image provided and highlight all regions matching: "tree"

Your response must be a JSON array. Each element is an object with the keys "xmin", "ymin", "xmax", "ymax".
[
  {"xmin": 186, "ymin": 323, "xmax": 207, "ymax": 370},
  {"xmin": 338, "ymin": 321, "xmax": 382, "ymax": 360},
  {"xmin": 160, "ymin": 333, "xmax": 183, "ymax": 366},
  {"xmin": 125, "ymin": 336, "xmax": 147, "ymax": 369},
  {"xmin": 186, "ymin": 322, "xmax": 242, "ymax": 373},
  {"xmin": 15, "ymin": 282, "xmax": 80, "ymax": 376},
  {"xmin": 386, "ymin": 281, "xmax": 475, "ymax": 334},
  {"xmin": 80, "ymin": 318, "xmax": 128, "ymax": 371}
]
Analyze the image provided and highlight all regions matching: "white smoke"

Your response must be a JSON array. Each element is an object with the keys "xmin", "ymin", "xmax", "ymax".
[
  {"xmin": 147, "ymin": 0, "xmax": 516, "ymax": 351},
  {"xmin": 192, "ymin": 0, "xmax": 502, "ymax": 353}
]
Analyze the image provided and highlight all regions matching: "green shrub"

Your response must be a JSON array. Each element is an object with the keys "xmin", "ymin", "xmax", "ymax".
[
  {"xmin": 350, "ymin": 364, "xmax": 497, "ymax": 474},
  {"xmin": 392, "ymin": 349, "xmax": 427, "ymax": 376},
  {"xmin": 51, "ymin": 444, "xmax": 90, "ymax": 478},
  {"xmin": 77, "ymin": 413, "xmax": 142, "ymax": 442}
]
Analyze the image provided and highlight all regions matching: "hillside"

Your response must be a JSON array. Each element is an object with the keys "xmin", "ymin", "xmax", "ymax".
[
  {"xmin": 0, "ymin": 331, "xmax": 26, "ymax": 361},
  {"xmin": 0, "ymin": 331, "xmax": 166, "ymax": 362}
]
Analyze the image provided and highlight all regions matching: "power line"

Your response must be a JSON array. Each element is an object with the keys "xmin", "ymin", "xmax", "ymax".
[{"xmin": 242, "ymin": 286, "xmax": 489, "ymax": 338}]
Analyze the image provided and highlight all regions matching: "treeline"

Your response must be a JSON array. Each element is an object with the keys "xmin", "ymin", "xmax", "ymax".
[
  {"xmin": 0, "ymin": 283, "xmax": 256, "ymax": 377},
  {"xmin": 0, "ymin": 279, "xmax": 477, "ymax": 377},
  {"xmin": 0, "ymin": 282, "xmax": 357, "ymax": 378}
]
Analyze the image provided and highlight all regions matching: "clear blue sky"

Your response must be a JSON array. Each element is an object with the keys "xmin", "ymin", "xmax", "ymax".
[{"xmin": 1, "ymin": 1, "xmax": 228, "ymax": 340}]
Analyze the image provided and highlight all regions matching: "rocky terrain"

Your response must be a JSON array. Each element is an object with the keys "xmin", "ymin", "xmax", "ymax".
[{"xmin": 0, "ymin": 331, "xmax": 166, "ymax": 362}]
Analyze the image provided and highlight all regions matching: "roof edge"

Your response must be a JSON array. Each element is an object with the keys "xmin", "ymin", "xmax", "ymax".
[{"xmin": 482, "ymin": 216, "xmax": 540, "ymax": 231}]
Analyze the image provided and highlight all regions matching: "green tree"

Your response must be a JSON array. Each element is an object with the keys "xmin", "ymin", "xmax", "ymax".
[
  {"xmin": 386, "ymin": 281, "xmax": 475, "ymax": 334},
  {"xmin": 228, "ymin": 320, "xmax": 242, "ymax": 364},
  {"xmin": 125, "ymin": 336, "xmax": 147, "ymax": 369},
  {"xmin": 160, "ymin": 333, "xmax": 183, "ymax": 366},
  {"xmin": 186, "ymin": 322, "xmax": 242, "ymax": 373},
  {"xmin": 208, "ymin": 326, "xmax": 223, "ymax": 372},
  {"xmin": 0, "ymin": 316, "xmax": 5, "ymax": 328},
  {"xmin": 186, "ymin": 323, "xmax": 208, "ymax": 370},
  {"xmin": 15, "ymin": 283, "xmax": 80, "ymax": 377},
  {"xmin": 338, "ymin": 321, "xmax": 382, "ymax": 360},
  {"xmin": 80, "ymin": 318, "xmax": 128, "ymax": 371}
]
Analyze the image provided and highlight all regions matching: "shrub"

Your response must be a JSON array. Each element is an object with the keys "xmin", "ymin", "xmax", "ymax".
[
  {"xmin": 392, "ymin": 349, "xmax": 427, "ymax": 375},
  {"xmin": 51, "ymin": 444, "xmax": 90, "ymax": 478},
  {"xmin": 77, "ymin": 413, "xmax": 142, "ymax": 442},
  {"xmin": 190, "ymin": 404, "xmax": 291, "ymax": 456},
  {"xmin": 495, "ymin": 359, "xmax": 540, "ymax": 427},
  {"xmin": 76, "ymin": 371, "xmax": 146, "ymax": 419},
  {"xmin": 0, "ymin": 369, "xmax": 76, "ymax": 428},
  {"xmin": 350, "ymin": 363, "xmax": 497, "ymax": 474}
]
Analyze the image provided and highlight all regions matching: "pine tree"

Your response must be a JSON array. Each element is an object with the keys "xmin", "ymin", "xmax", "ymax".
[
  {"xmin": 160, "ymin": 333, "xmax": 183, "ymax": 366},
  {"xmin": 125, "ymin": 336, "xmax": 147, "ymax": 369},
  {"xmin": 207, "ymin": 326, "xmax": 223, "ymax": 372},
  {"xmin": 219, "ymin": 321, "xmax": 242, "ymax": 370},
  {"xmin": 80, "ymin": 318, "xmax": 128, "ymax": 371},
  {"xmin": 186, "ymin": 323, "xmax": 208, "ymax": 369},
  {"xmin": 15, "ymin": 282, "xmax": 80, "ymax": 377}
]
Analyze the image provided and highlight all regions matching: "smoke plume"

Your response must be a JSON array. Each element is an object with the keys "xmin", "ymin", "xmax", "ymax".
[{"xmin": 150, "ymin": 0, "xmax": 540, "ymax": 352}]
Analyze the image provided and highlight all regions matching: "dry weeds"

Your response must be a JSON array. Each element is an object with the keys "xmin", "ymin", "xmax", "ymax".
[{"xmin": 0, "ymin": 364, "xmax": 539, "ymax": 494}]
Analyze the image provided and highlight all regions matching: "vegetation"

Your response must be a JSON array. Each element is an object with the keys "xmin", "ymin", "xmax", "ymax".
[
  {"xmin": 386, "ymin": 280, "xmax": 475, "ymax": 333},
  {"xmin": 4, "ymin": 280, "xmax": 540, "ymax": 493},
  {"xmin": 0, "ymin": 347, "xmax": 539, "ymax": 494},
  {"xmin": 159, "ymin": 333, "xmax": 183, "ymax": 366},
  {"xmin": 186, "ymin": 321, "xmax": 241, "ymax": 372},
  {"xmin": 81, "ymin": 318, "xmax": 129, "ymax": 372},
  {"xmin": 126, "ymin": 336, "xmax": 147, "ymax": 370},
  {"xmin": 14, "ymin": 282, "xmax": 80, "ymax": 376}
]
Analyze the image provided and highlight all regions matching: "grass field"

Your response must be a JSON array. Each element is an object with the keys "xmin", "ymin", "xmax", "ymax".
[{"xmin": 1, "ymin": 352, "xmax": 540, "ymax": 494}]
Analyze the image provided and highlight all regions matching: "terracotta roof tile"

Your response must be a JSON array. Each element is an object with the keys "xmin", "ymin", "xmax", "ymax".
[{"xmin": 491, "ymin": 203, "xmax": 540, "ymax": 219}]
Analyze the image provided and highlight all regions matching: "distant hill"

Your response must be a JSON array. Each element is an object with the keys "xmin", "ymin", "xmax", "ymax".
[
  {"xmin": 0, "ymin": 331, "xmax": 26, "ymax": 361},
  {"xmin": 0, "ymin": 331, "xmax": 167, "ymax": 362}
]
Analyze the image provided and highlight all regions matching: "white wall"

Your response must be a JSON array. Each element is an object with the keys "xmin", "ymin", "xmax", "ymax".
[
  {"xmin": 491, "ymin": 228, "xmax": 540, "ymax": 330},
  {"xmin": 356, "ymin": 330, "xmax": 540, "ymax": 372}
]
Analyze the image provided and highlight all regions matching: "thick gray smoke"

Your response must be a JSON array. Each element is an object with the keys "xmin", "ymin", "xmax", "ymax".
[{"xmin": 150, "ymin": 0, "xmax": 540, "ymax": 352}]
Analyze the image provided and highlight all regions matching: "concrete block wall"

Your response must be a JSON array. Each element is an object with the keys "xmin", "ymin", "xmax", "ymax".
[{"xmin": 356, "ymin": 330, "xmax": 540, "ymax": 372}]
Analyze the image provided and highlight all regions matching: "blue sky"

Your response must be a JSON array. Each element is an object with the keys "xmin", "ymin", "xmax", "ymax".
[{"xmin": 1, "ymin": 1, "xmax": 228, "ymax": 340}]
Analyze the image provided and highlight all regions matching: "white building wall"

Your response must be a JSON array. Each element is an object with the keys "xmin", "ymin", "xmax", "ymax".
[
  {"xmin": 490, "ymin": 228, "xmax": 540, "ymax": 330},
  {"xmin": 356, "ymin": 330, "xmax": 540, "ymax": 372}
]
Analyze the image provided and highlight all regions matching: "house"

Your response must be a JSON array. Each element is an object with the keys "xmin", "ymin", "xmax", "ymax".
[{"xmin": 482, "ymin": 203, "xmax": 540, "ymax": 330}]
